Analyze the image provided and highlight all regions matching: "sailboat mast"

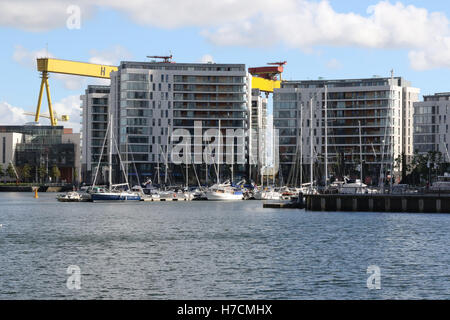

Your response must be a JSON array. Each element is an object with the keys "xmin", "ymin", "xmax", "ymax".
[
  {"xmin": 165, "ymin": 125, "xmax": 170, "ymax": 185},
  {"xmin": 156, "ymin": 143, "xmax": 160, "ymax": 185},
  {"xmin": 359, "ymin": 120, "xmax": 363, "ymax": 183},
  {"xmin": 217, "ymin": 119, "xmax": 221, "ymax": 184},
  {"xmin": 185, "ymin": 139, "xmax": 189, "ymax": 188},
  {"xmin": 300, "ymin": 103, "xmax": 303, "ymax": 187},
  {"xmin": 231, "ymin": 139, "xmax": 234, "ymax": 184},
  {"xmin": 108, "ymin": 113, "xmax": 113, "ymax": 189},
  {"xmin": 310, "ymin": 98, "xmax": 314, "ymax": 192},
  {"xmin": 272, "ymin": 123, "xmax": 275, "ymax": 186},
  {"xmin": 324, "ymin": 85, "xmax": 328, "ymax": 188}
]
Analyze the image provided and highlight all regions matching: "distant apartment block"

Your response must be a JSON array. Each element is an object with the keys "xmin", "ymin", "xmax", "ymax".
[
  {"xmin": 274, "ymin": 76, "xmax": 419, "ymax": 185},
  {"xmin": 413, "ymin": 92, "xmax": 450, "ymax": 161},
  {"xmin": 250, "ymin": 88, "xmax": 268, "ymax": 182},
  {"xmin": 0, "ymin": 125, "xmax": 80, "ymax": 183},
  {"xmin": 106, "ymin": 61, "xmax": 253, "ymax": 184},
  {"xmin": 80, "ymin": 85, "xmax": 111, "ymax": 183}
]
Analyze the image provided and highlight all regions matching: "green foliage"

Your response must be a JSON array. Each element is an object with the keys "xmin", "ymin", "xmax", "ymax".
[
  {"xmin": 38, "ymin": 166, "xmax": 46, "ymax": 182},
  {"xmin": 408, "ymin": 151, "xmax": 446, "ymax": 185},
  {"xmin": 50, "ymin": 165, "xmax": 61, "ymax": 182},
  {"xmin": 7, "ymin": 163, "xmax": 16, "ymax": 179},
  {"xmin": 22, "ymin": 164, "xmax": 32, "ymax": 182}
]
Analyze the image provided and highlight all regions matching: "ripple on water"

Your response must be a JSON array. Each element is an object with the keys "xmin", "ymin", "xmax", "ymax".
[{"xmin": 1, "ymin": 193, "xmax": 450, "ymax": 299}]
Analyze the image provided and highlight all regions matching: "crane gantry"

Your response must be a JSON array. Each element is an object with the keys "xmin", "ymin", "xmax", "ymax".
[
  {"xmin": 248, "ymin": 61, "xmax": 286, "ymax": 93},
  {"xmin": 33, "ymin": 57, "xmax": 285, "ymax": 126},
  {"xmin": 35, "ymin": 58, "xmax": 118, "ymax": 126}
]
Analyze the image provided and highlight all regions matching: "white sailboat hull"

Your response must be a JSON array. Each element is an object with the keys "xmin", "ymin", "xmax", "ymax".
[{"xmin": 205, "ymin": 191, "xmax": 243, "ymax": 201}]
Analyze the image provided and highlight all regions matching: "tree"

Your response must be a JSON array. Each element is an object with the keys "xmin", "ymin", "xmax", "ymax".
[
  {"xmin": 73, "ymin": 168, "xmax": 78, "ymax": 183},
  {"xmin": 7, "ymin": 163, "xmax": 16, "ymax": 180},
  {"xmin": 38, "ymin": 166, "xmax": 46, "ymax": 183},
  {"xmin": 51, "ymin": 165, "xmax": 61, "ymax": 182},
  {"xmin": 0, "ymin": 164, "xmax": 4, "ymax": 179},
  {"xmin": 22, "ymin": 164, "xmax": 32, "ymax": 182}
]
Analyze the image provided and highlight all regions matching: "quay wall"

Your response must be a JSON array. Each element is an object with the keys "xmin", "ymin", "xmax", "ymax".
[{"xmin": 305, "ymin": 194, "xmax": 450, "ymax": 213}]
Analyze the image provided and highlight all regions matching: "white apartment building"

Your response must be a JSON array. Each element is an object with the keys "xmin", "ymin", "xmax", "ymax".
[
  {"xmin": 274, "ymin": 76, "xmax": 419, "ymax": 186},
  {"xmin": 414, "ymin": 92, "xmax": 450, "ymax": 162},
  {"xmin": 80, "ymin": 85, "xmax": 110, "ymax": 183},
  {"xmin": 250, "ymin": 88, "xmax": 268, "ymax": 182},
  {"xmin": 108, "ymin": 61, "xmax": 252, "ymax": 185},
  {"xmin": 0, "ymin": 132, "xmax": 23, "ymax": 170}
]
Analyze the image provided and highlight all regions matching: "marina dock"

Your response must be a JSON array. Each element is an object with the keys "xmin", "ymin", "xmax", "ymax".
[{"xmin": 304, "ymin": 194, "xmax": 450, "ymax": 213}]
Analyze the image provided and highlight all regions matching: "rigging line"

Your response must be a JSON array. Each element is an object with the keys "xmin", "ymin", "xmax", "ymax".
[
  {"xmin": 127, "ymin": 143, "xmax": 141, "ymax": 188},
  {"xmin": 159, "ymin": 144, "xmax": 173, "ymax": 186},
  {"xmin": 112, "ymin": 128, "xmax": 130, "ymax": 187},
  {"xmin": 92, "ymin": 118, "xmax": 110, "ymax": 188}
]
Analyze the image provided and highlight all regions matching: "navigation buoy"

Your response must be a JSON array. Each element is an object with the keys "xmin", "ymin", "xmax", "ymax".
[{"xmin": 34, "ymin": 189, "xmax": 39, "ymax": 199}]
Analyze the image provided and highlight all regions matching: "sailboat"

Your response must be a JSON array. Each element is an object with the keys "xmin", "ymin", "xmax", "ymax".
[
  {"xmin": 91, "ymin": 114, "xmax": 141, "ymax": 202},
  {"xmin": 204, "ymin": 121, "xmax": 243, "ymax": 201}
]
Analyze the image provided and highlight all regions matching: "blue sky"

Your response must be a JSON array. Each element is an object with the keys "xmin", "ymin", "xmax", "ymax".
[{"xmin": 1, "ymin": 0, "xmax": 450, "ymax": 131}]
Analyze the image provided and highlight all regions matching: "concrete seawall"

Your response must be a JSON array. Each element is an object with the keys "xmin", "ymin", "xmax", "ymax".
[
  {"xmin": 305, "ymin": 194, "xmax": 450, "ymax": 213},
  {"xmin": 0, "ymin": 185, "xmax": 73, "ymax": 192}
]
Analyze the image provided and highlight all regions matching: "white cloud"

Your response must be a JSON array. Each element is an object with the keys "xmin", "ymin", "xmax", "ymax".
[
  {"xmin": 98, "ymin": 0, "xmax": 272, "ymax": 29},
  {"xmin": 0, "ymin": 0, "xmax": 94, "ymax": 31},
  {"xmin": 12, "ymin": 44, "xmax": 131, "ymax": 90},
  {"xmin": 202, "ymin": 1, "xmax": 450, "ymax": 70},
  {"xmin": 326, "ymin": 58, "xmax": 342, "ymax": 70},
  {"xmin": 3, "ymin": 1, "xmax": 450, "ymax": 70},
  {"xmin": 0, "ymin": 101, "xmax": 29, "ymax": 125},
  {"xmin": 52, "ymin": 95, "xmax": 82, "ymax": 132},
  {"xmin": 200, "ymin": 54, "xmax": 214, "ymax": 64},
  {"xmin": 0, "ymin": 95, "xmax": 82, "ymax": 132},
  {"xmin": 12, "ymin": 45, "xmax": 85, "ymax": 90},
  {"xmin": 12, "ymin": 44, "xmax": 51, "ymax": 68},
  {"xmin": 89, "ymin": 45, "xmax": 132, "ymax": 65}
]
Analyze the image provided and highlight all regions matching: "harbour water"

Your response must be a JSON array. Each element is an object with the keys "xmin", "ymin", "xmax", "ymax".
[{"xmin": 1, "ymin": 192, "xmax": 450, "ymax": 299}]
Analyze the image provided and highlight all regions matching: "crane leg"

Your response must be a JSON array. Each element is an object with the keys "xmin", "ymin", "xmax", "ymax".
[
  {"xmin": 43, "ymin": 73, "xmax": 56, "ymax": 126},
  {"xmin": 35, "ymin": 74, "xmax": 46, "ymax": 123}
]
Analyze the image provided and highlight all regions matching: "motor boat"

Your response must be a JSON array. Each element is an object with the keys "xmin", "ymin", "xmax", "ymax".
[
  {"xmin": 205, "ymin": 183, "xmax": 244, "ymax": 201},
  {"xmin": 429, "ymin": 173, "xmax": 450, "ymax": 193},
  {"xmin": 253, "ymin": 187, "xmax": 281, "ymax": 200},
  {"xmin": 339, "ymin": 179, "xmax": 370, "ymax": 194},
  {"xmin": 57, "ymin": 191, "xmax": 82, "ymax": 202}
]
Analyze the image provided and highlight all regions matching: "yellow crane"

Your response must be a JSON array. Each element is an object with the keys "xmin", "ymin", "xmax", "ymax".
[
  {"xmin": 34, "ymin": 57, "xmax": 282, "ymax": 126},
  {"xmin": 35, "ymin": 58, "xmax": 118, "ymax": 126},
  {"xmin": 23, "ymin": 112, "xmax": 69, "ymax": 125}
]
